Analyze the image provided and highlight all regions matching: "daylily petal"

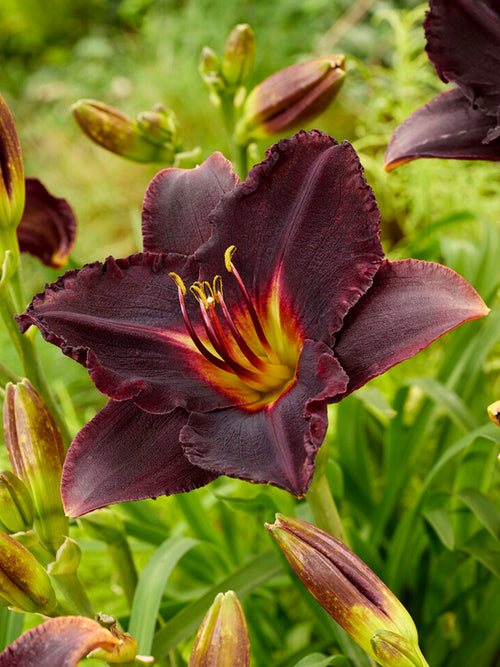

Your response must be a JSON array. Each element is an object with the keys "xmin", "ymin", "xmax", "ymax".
[
  {"xmin": 196, "ymin": 130, "xmax": 384, "ymax": 345},
  {"xmin": 61, "ymin": 400, "xmax": 217, "ymax": 517},
  {"xmin": 16, "ymin": 253, "xmax": 252, "ymax": 414},
  {"xmin": 424, "ymin": 0, "xmax": 500, "ymax": 120},
  {"xmin": 17, "ymin": 178, "xmax": 77, "ymax": 268},
  {"xmin": 384, "ymin": 88, "xmax": 500, "ymax": 171},
  {"xmin": 141, "ymin": 152, "xmax": 239, "ymax": 255},
  {"xmin": 0, "ymin": 616, "xmax": 119, "ymax": 667},
  {"xmin": 332, "ymin": 259, "xmax": 489, "ymax": 399},
  {"xmin": 181, "ymin": 339, "xmax": 348, "ymax": 496}
]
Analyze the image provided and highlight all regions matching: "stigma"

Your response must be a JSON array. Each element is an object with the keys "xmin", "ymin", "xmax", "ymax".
[{"xmin": 170, "ymin": 248, "xmax": 300, "ymax": 404}]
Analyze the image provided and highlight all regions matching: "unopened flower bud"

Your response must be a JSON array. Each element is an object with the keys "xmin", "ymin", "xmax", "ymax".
[
  {"xmin": 78, "ymin": 508, "xmax": 125, "ymax": 545},
  {"xmin": 0, "ymin": 93, "xmax": 24, "ymax": 232},
  {"xmin": 0, "ymin": 470, "xmax": 34, "ymax": 533},
  {"xmin": 189, "ymin": 591, "xmax": 250, "ymax": 667},
  {"xmin": 199, "ymin": 47, "xmax": 225, "ymax": 95},
  {"xmin": 48, "ymin": 537, "xmax": 81, "ymax": 576},
  {"xmin": 236, "ymin": 56, "xmax": 345, "ymax": 144},
  {"xmin": 0, "ymin": 532, "xmax": 56, "ymax": 614},
  {"xmin": 3, "ymin": 380, "xmax": 68, "ymax": 551},
  {"xmin": 222, "ymin": 24, "xmax": 256, "ymax": 89},
  {"xmin": 266, "ymin": 515, "xmax": 428, "ymax": 667},
  {"xmin": 371, "ymin": 630, "xmax": 427, "ymax": 667},
  {"xmin": 90, "ymin": 616, "xmax": 138, "ymax": 664},
  {"xmin": 72, "ymin": 100, "xmax": 175, "ymax": 163},
  {"xmin": 487, "ymin": 400, "xmax": 500, "ymax": 426},
  {"xmin": 136, "ymin": 106, "xmax": 182, "ymax": 150}
]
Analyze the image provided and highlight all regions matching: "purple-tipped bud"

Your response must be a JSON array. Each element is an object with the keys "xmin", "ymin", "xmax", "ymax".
[
  {"xmin": 189, "ymin": 591, "xmax": 250, "ymax": 667},
  {"xmin": 487, "ymin": 400, "xmax": 500, "ymax": 426},
  {"xmin": 72, "ymin": 100, "xmax": 175, "ymax": 164},
  {"xmin": 236, "ymin": 56, "xmax": 345, "ymax": 143},
  {"xmin": 0, "ymin": 470, "xmax": 34, "ymax": 533},
  {"xmin": 3, "ymin": 380, "xmax": 68, "ymax": 552},
  {"xmin": 0, "ymin": 532, "xmax": 56, "ymax": 614},
  {"xmin": 266, "ymin": 515, "xmax": 428, "ymax": 666},
  {"xmin": 222, "ymin": 24, "xmax": 256, "ymax": 89},
  {"xmin": 0, "ymin": 93, "xmax": 24, "ymax": 231}
]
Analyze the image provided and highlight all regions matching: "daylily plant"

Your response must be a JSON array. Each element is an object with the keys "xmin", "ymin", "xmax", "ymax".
[
  {"xmin": 17, "ymin": 130, "xmax": 487, "ymax": 517},
  {"xmin": 384, "ymin": 0, "xmax": 500, "ymax": 170}
]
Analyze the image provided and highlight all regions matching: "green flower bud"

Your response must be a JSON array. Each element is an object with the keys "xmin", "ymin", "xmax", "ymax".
[
  {"xmin": 3, "ymin": 380, "xmax": 68, "ymax": 551},
  {"xmin": 189, "ymin": 591, "xmax": 250, "ymax": 667},
  {"xmin": 136, "ymin": 105, "xmax": 182, "ymax": 151},
  {"xmin": 199, "ymin": 47, "xmax": 225, "ymax": 95},
  {"xmin": 0, "ymin": 93, "xmax": 24, "ymax": 231},
  {"xmin": 0, "ymin": 532, "xmax": 56, "ymax": 614},
  {"xmin": 0, "ymin": 470, "xmax": 34, "ymax": 533},
  {"xmin": 47, "ymin": 537, "xmax": 81, "ymax": 576},
  {"xmin": 371, "ymin": 630, "xmax": 428, "ymax": 667},
  {"xmin": 78, "ymin": 508, "xmax": 125, "ymax": 545},
  {"xmin": 236, "ymin": 55, "xmax": 345, "ymax": 144},
  {"xmin": 266, "ymin": 515, "xmax": 429, "ymax": 667},
  {"xmin": 222, "ymin": 24, "xmax": 256, "ymax": 89},
  {"xmin": 72, "ymin": 100, "xmax": 175, "ymax": 164},
  {"xmin": 89, "ymin": 616, "xmax": 139, "ymax": 664}
]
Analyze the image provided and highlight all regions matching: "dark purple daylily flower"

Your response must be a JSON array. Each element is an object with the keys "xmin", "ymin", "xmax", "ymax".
[
  {"xmin": 18, "ymin": 178, "xmax": 77, "ymax": 269},
  {"xmin": 384, "ymin": 0, "xmax": 500, "ymax": 171},
  {"xmin": 17, "ymin": 131, "xmax": 488, "ymax": 517}
]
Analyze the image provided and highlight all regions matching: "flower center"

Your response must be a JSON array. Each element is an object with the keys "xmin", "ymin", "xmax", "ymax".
[{"xmin": 170, "ymin": 246, "xmax": 301, "ymax": 407}]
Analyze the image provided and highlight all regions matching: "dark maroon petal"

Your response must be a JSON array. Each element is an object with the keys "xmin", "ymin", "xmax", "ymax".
[
  {"xmin": 332, "ymin": 259, "xmax": 489, "ymax": 399},
  {"xmin": 62, "ymin": 400, "xmax": 217, "ymax": 517},
  {"xmin": 142, "ymin": 152, "xmax": 239, "ymax": 254},
  {"xmin": 424, "ymin": 0, "xmax": 500, "ymax": 120},
  {"xmin": 17, "ymin": 178, "xmax": 77, "ymax": 268},
  {"xmin": 0, "ymin": 616, "xmax": 118, "ymax": 667},
  {"xmin": 196, "ymin": 130, "xmax": 384, "ymax": 345},
  {"xmin": 181, "ymin": 339, "xmax": 348, "ymax": 496},
  {"xmin": 16, "ymin": 253, "xmax": 244, "ymax": 414},
  {"xmin": 384, "ymin": 89, "xmax": 500, "ymax": 171}
]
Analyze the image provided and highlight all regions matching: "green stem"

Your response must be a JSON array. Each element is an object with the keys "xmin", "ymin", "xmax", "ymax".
[
  {"xmin": 306, "ymin": 441, "xmax": 349, "ymax": 545},
  {"xmin": 51, "ymin": 572, "xmax": 95, "ymax": 618},
  {"xmin": 0, "ymin": 359, "xmax": 21, "ymax": 384},
  {"xmin": 236, "ymin": 142, "xmax": 249, "ymax": 179},
  {"xmin": 107, "ymin": 538, "xmax": 138, "ymax": 609},
  {"xmin": 175, "ymin": 493, "xmax": 222, "ymax": 546},
  {"xmin": 0, "ymin": 283, "xmax": 71, "ymax": 444}
]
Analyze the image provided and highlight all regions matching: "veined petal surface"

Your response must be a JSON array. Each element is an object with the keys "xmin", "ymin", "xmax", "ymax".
[
  {"xmin": 62, "ymin": 401, "xmax": 217, "ymax": 517},
  {"xmin": 16, "ymin": 253, "xmax": 253, "ymax": 413},
  {"xmin": 332, "ymin": 259, "xmax": 489, "ymax": 398},
  {"xmin": 142, "ymin": 152, "xmax": 238, "ymax": 254},
  {"xmin": 0, "ymin": 616, "xmax": 119, "ymax": 667},
  {"xmin": 181, "ymin": 339, "xmax": 348, "ymax": 496},
  {"xmin": 384, "ymin": 89, "xmax": 500, "ymax": 170},
  {"xmin": 196, "ymin": 130, "xmax": 384, "ymax": 346},
  {"xmin": 424, "ymin": 0, "xmax": 500, "ymax": 119}
]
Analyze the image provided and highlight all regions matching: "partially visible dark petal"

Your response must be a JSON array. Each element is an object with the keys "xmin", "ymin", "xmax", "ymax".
[
  {"xmin": 333, "ymin": 259, "xmax": 489, "ymax": 399},
  {"xmin": 384, "ymin": 89, "xmax": 500, "ymax": 171},
  {"xmin": 181, "ymin": 339, "xmax": 348, "ymax": 496},
  {"xmin": 0, "ymin": 616, "xmax": 119, "ymax": 667},
  {"xmin": 142, "ymin": 152, "xmax": 239, "ymax": 255},
  {"xmin": 16, "ymin": 253, "xmax": 247, "ymax": 414},
  {"xmin": 424, "ymin": 0, "xmax": 500, "ymax": 118},
  {"xmin": 197, "ymin": 131, "xmax": 384, "ymax": 345},
  {"xmin": 17, "ymin": 178, "xmax": 77, "ymax": 268},
  {"xmin": 62, "ymin": 400, "xmax": 217, "ymax": 517}
]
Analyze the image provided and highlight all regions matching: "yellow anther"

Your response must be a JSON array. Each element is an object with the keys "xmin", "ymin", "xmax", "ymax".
[
  {"xmin": 190, "ymin": 282, "xmax": 209, "ymax": 307},
  {"xmin": 169, "ymin": 272, "xmax": 186, "ymax": 296},
  {"xmin": 213, "ymin": 275, "xmax": 223, "ymax": 301},
  {"xmin": 224, "ymin": 245, "xmax": 237, "ymax": 272}
]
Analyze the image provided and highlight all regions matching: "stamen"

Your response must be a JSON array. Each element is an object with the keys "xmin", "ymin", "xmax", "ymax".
[
  {"xmin": 224, "ymin": 246, "xmax": 278, "ymax": 362},
  {"xmin": 169, "ymin": 273, "xmax": 231, "ymax": 373}
]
